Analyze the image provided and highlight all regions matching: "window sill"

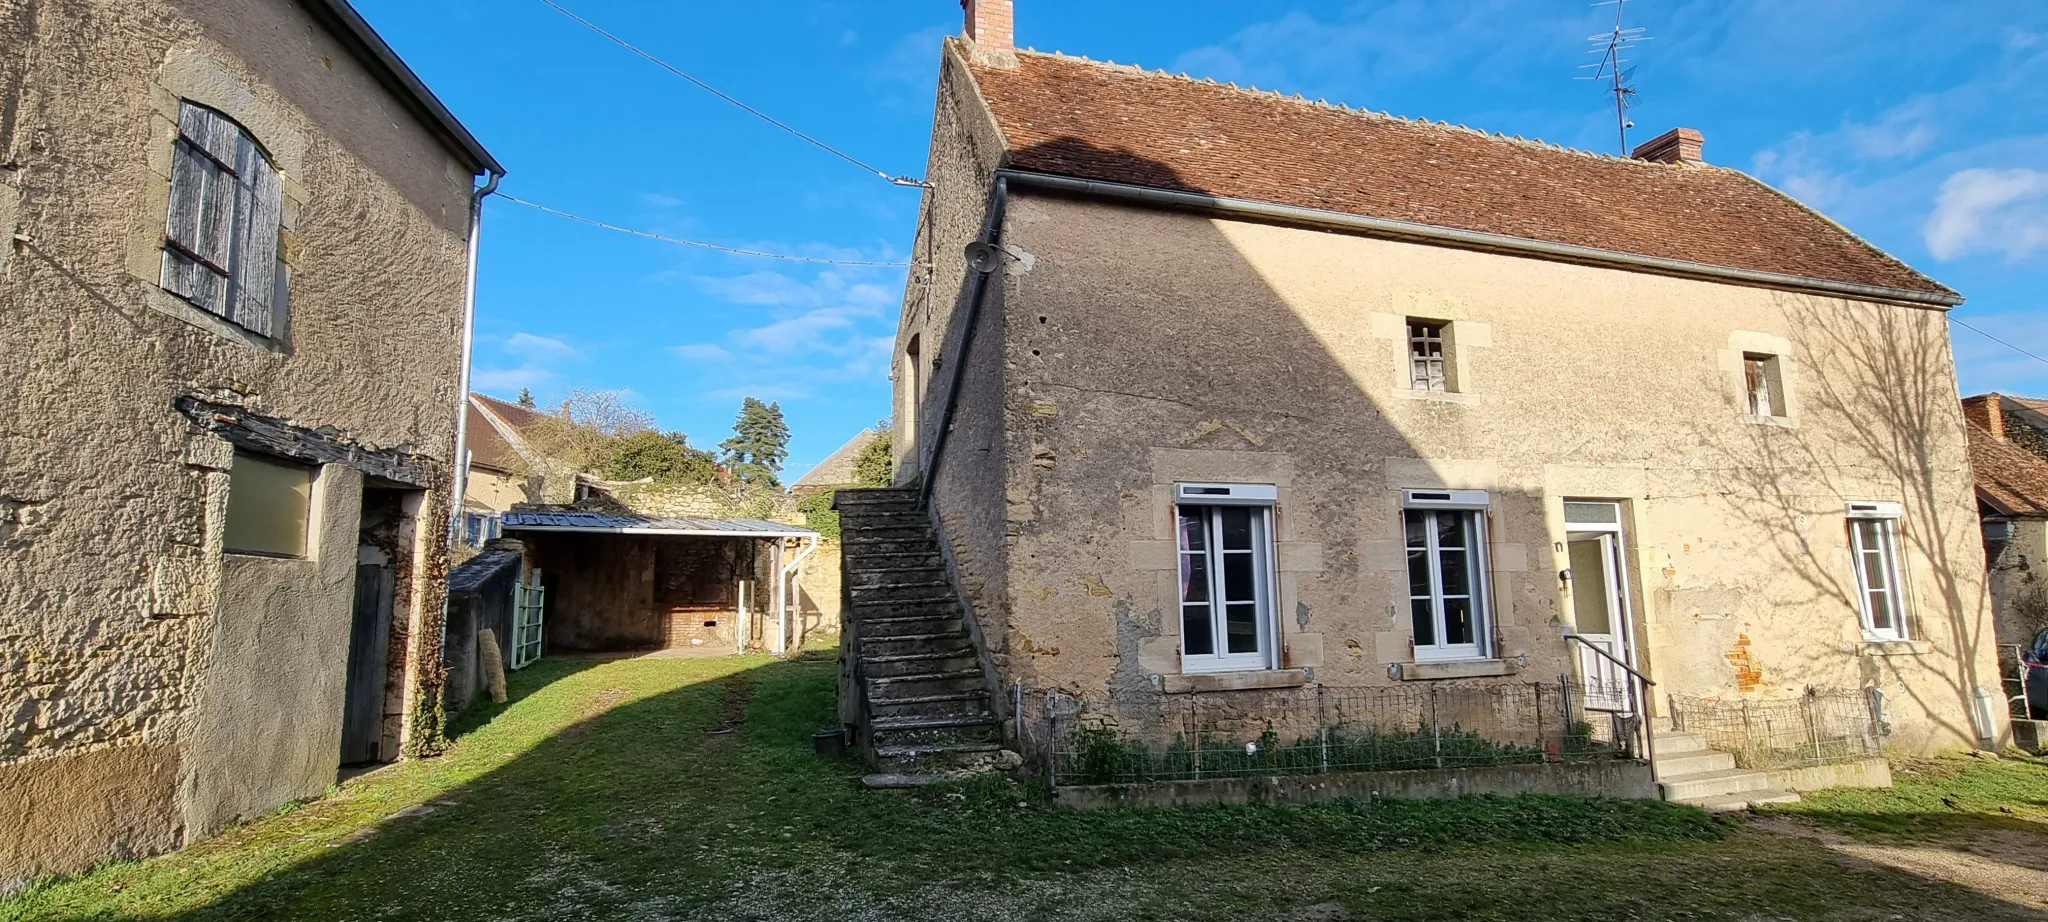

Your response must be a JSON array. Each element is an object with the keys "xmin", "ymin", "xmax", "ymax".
[
  {"xmin": 1160, "ymin": 669, "xmax": 1308, "ymax": 694},
  {"xmin": 1395, "ymin": 389, "xmax": 1477, "ymax": 406},
  {"xmin": 142, "ymin": 288, "xmax": 286, "ymax": 354},
  {"xmin": 1391, "ymin": 659, "xmax": 1518, "ymax": 681},
  {"xmin": 1741, "ymin": 414, "xmax": 1799, "ymax": 429},
  {"xmin": 1857, "ymin": 639, "xmax": 1932, "ymax": 657}
]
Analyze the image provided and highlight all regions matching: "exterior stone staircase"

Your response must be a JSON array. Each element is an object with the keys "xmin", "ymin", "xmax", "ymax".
[
  {"xmin": 835, "ymin": 487, "xmax": 1006, "ymax": 788},
  {"xmin": 1655, "ymin": 730, "xmax": 1801, "ymax": 812}
]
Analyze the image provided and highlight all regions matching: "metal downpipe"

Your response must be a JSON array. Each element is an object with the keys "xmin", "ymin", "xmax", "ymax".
[{"xmin": 917, "ymin": 174, "xmax": 1009, "ymax": 510}]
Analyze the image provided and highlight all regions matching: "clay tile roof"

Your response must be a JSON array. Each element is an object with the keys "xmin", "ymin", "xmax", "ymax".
[
  {"xmin": 465, "ymin": 403, "xmax": 521, "ymax": 472},
  {"xmin": 1968, "ymin": 423, "xmax": 2048, "ymax": 518},
  {"xmin": 473, "ymin": 392, "xmax": 553, "ymax": 435},
  {"xmin": 965, "ymin": 49, "xmax": 1953, "ymax": 298}
]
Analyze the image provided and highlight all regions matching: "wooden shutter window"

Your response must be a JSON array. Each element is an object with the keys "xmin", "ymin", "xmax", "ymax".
[{"xmin": 161, "ymin": 101, "xmax": 286, "ymax": 337}]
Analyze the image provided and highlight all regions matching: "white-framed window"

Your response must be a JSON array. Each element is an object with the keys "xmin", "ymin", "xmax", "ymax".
[
  {"xmin": 163, "ymin": 101, "xmax": 286, "ymax": 338},
  {"xmin": 1744, "ymin": 353, "xmax": 1786, "ymax": 419},
  {"xmin": 1175, "ymin": 483, "xmax": 1278, "ymax": 673},
  {"xmin": 1404, "ymin": 490, "xmax": 1492, "ymax": 661},
  {"xmin": 1847, "ymin": 502, "xmax": 1908, "ymax": 640},
  {"xmin": 1409, "ymin": 320, "xmax": 1450, "ymax": 393}
]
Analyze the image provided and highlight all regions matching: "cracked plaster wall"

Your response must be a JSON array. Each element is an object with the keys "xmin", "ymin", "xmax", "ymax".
[
  {"xmin": 0, "ymin": 0, "xmax": 475, "ymax": 887},
  {"xmin": 910, "ymin": 177, "xmax": 1997, "ymax": 755}
]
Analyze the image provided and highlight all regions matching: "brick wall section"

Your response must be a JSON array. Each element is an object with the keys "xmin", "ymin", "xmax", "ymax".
[{"xmin": 963, "ymin": 0, "xmax": 1013, "ymax": 51}]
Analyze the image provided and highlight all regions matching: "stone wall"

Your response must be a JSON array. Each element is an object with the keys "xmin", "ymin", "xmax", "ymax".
[
  {"xmin": 974, "ymin": 188, "xmax": 1995, "ymax": 755},
  {"xmin": 0, "ymin": 0, "xmax": 478, "ymax": 886}
]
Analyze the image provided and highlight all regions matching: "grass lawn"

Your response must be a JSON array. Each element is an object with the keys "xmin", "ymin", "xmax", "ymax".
[{"xmin": 6, "ymin": 652, "xmax": 2048, "ymax": 921}]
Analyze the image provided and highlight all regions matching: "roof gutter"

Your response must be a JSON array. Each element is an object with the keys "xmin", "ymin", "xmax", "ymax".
[
  {"xmin": 300, "ymin": 0, "xmax": 505, "ymax": 175},
  {"xmin": 996, "ymin": 170, "xmax": 1964, "ymax": 309}
]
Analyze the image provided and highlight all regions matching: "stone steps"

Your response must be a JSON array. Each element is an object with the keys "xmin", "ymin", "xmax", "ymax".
[
  {"xmin": 837, "ymin": 487, "xmax": 1015, "ymax": 778},
  {"xmin": 1655, "ymin": 731, "xmax": 1802, "ymax": 812}
]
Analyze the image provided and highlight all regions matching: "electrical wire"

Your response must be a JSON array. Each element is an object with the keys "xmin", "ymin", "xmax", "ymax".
[
  {"xmin": 537, "ymin": 0, "xmax": 924, "ymax": 187},
  {"xmin": 1952, "ymin": 316, "xmax": 2048, "ymax": 369},
  {"xmin": 495, "ymin": 193, "xmax": 910, "ymax": 267}
]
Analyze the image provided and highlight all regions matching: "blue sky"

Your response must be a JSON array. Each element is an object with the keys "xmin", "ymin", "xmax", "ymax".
[{"xmin": 354, "ymin": 0, "xmax": 2048, "ymax": 478}]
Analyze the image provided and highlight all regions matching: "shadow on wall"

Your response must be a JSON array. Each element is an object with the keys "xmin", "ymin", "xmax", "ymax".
[
  {"xmin": 916, "ymin": 134, "xmax": 1562, "ymax": 727},
  {"xmin": 1694, "ymin": 294, "xmax": 1991, "ymax": 746}
]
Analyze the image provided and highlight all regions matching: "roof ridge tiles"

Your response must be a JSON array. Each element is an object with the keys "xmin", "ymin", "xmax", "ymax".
[
  {"xmin": 1017, "ymin": 47, "xmax": 1662, "ymax": 166},
  {"xmin": 978, "ymin": 47, "xmax": 1952, "ymax": 298}
]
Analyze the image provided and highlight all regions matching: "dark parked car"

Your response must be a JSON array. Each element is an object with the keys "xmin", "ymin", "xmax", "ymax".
[{"xmin": 2023, "ymin": 629, "xmax": 2048, "ymax": 719}]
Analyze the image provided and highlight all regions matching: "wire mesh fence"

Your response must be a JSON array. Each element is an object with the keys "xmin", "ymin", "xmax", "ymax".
[
  {"xmin": 1667, "ymin": 689, "xmax": 1880, "ymax": 771},
  {"xmin": 1015, "ymin": 679, "xmax": 1641, "ymax": 787}
]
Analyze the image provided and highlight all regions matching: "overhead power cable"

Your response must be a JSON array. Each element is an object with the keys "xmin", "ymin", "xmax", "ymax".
[
  {"xmin": 1951, "ymin": 316, "xmax": 2048, "ymax": 369},
  {"xmin": 496, "ymin": 194, "xmax": 910, "ymax": 267},
  {"xmin": 537, "ymin": 0, "xmax": 925, "ymax": 188}
]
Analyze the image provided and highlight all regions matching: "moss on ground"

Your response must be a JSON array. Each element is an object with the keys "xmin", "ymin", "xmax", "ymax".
[{"xmin": 6, "ymin": 654, "xmax": 2047, "ymax": 921}]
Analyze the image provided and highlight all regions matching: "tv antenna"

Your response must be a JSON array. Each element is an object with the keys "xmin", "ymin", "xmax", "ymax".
[{"xmin": 1579, "ymin": 0, "xmax": 1651, "ymax": 154}]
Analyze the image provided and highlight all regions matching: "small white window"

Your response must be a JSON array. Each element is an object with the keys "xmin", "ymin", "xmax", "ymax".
[
  {"xmin": 223, "ymin": 450, "xmax": 313, "ymax": 557},
  {"xmin": 1404, "ymin": 496, "xmax": 1492, "ymax": 661},
  {"xmin": 1176, "ymin": 487, "xmax": 1277, "ymax": 673},
  {"xmin": 1847, "ymin": 503, "xmax": 1908, "ymax": 640},
  {"xmin": 1409, "ymin": 320, "xmax": 1450, "ymax": 393},
  {"xmin": 163, "ymin": 101, "xmax": 286, "ymax": 337},
  {"xmin": 1744, "ymin": 353, "xmax": 1785, "ymax": 419}
]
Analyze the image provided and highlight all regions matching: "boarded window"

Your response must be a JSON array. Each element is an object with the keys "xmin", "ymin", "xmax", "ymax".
[
  {"xmin": 1408, "ymin": 320, "xmax": 1450, "ymax": 393},
  {"xmin": 224, "ymin": 451, "xmax": 313, "ymax": 557},
  {"xmin": 162, "ymin": 101, "xmax": 285, "ymax": 337}
]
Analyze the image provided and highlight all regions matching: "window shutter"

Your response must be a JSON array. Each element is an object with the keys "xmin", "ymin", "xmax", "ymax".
[
  {"xmin": 228, "ymin": 138, "xmax": 282, "ymax": 337},
  {"xmin": 163, "ymin": 103, "xmax": 240, "ymax": 316}
]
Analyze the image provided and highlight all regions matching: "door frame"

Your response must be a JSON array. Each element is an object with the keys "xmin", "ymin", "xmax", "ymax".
[{"xmin": 1563, "ymin": 500, "xmax": 1640, "ymax": 713}]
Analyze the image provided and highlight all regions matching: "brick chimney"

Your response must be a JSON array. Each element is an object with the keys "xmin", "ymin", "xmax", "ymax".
[
  {"xmin": 1965, "ymin": 394, "xmax": 2008, "ymax": 440},
  {"xmin": 962, "ymin": 0, "xmax": 1015, "ymax": 53},
  {"xmin": 1632, "ymin": 127, "xmax": 1705, "ymax": 165}
]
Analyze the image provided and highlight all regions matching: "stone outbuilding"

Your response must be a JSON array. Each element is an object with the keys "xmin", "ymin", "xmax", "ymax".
[
  {"xmin": 503, "ymin": 512, "xmax": 822, "ymax": 656},
  {"xmin": 0, "ymin": 0, "xmax": 500, "ymax": 887},
  {"xmin": 844, "ymin": 1, "xmax": 2006, "ymax": 802}
]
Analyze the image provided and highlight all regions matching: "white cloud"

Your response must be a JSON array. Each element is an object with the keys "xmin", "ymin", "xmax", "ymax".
[
  {"xmin": 503, "ymin": 332, "xmax": 579, "ymax": 362},
  {"xmin": 672, "ymin": 343, "xmax": 734, "ymax": 362},
  {"xmin": 472, "ymin": 366, "xmax": 557, "ymax": 392},
  {"xmin": 1923, "ymin": 167, "xmax": 2048, "ymax": 261},
  {"xmin": 1844, "ymin": 99, "xmax": 1938, "ymax": 160}
]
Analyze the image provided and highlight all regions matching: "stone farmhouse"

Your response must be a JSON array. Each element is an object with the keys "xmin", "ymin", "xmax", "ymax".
[
  {"xmin": 0, "ymin": 0, "xmax": 500, "ymax": 886},
  {"xmin": 1965, "ymin": 395, "xmax": 2048, "ymax": 650},
  {"xmin": 837, "ymin": 0, "xmax": 2004, "ymax": 806}
]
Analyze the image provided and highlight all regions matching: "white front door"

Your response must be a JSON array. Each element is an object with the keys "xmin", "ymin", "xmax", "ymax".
[{"xmin": 1566, "ymin": 509, "xmax": 1638, "ymax": 713}]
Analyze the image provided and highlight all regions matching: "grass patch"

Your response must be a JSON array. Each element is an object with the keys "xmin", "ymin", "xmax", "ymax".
[
  {"xmin": 7, "ymin": 654, "xmax": 2048, "ymax": 921},
  {"xmin": 1769, "ymin": 751, "xmax": 2048, "ymax": 838}
]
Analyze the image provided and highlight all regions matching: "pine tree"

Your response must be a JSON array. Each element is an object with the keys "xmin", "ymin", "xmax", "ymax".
[
  {"xmin": 719, "ymin": 398, "xmax": 791, "ymax": 487},
  {"xmin": 516, "ymin": 387, "xmax": 536, "ymax": 409}
]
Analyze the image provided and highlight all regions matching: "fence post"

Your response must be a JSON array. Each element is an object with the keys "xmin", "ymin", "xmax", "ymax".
[
  {"xmin": 1804, "ymin": 693, "xmax": 1823, "ymax": 765},
  {"xmin": 1317, "ymin": 685, "xmax": 1330, "ymax": 775},
  {"xmin": 1430, "ymin": 685, "xmax": 1443, "ymax": 770}
]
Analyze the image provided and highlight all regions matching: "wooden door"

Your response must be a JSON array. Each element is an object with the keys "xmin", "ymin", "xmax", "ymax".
[{"xmin": 342, "ymin": 563, "xmax": 393, "ymax": 765}]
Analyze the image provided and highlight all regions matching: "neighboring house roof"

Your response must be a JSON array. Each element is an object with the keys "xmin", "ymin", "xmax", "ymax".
[
  {"xmin": 501, "ymin": 511, "xmax": 817, "ymax": 538},
  {"xmin": 298, "ymin": 0, "xmax": 503, "ymax": 175},
  {"xmin": 1968, "ymin": 423, "xmax": 2048, "ymax": 519},
  {"xmin": 472, "ymin": 392, "xmax": 554, "ymax": 435},
  {"xmin": 792, "ymin": 429, "xmax": 879, "ymax": 490},
  {"xmin": 465, "ymin": 403, "xmax": 521, "ymax": 472},
  {"xmin": 961, "ymin": 48, "xmax": 1953, "ymax": 302}
]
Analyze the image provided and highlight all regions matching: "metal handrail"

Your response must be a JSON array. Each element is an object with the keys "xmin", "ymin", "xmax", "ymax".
[
  {"xmin": 1564, "ymin": 633, "xmax": 1656, "ymax": 686},
  {"xmin": 1563, "ymin": 633, "xmax": 1658, "ymax": 786}
]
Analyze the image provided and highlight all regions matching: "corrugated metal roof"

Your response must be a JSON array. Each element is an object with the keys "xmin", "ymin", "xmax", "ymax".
[{"xmin": 501, "ymin": 511, "xmax": 817, "ymax": 537}]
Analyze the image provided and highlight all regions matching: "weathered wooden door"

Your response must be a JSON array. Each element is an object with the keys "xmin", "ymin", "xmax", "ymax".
[{"xmin": 342, "ymin": 563, "xmax": 393, "ymax": 765}]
